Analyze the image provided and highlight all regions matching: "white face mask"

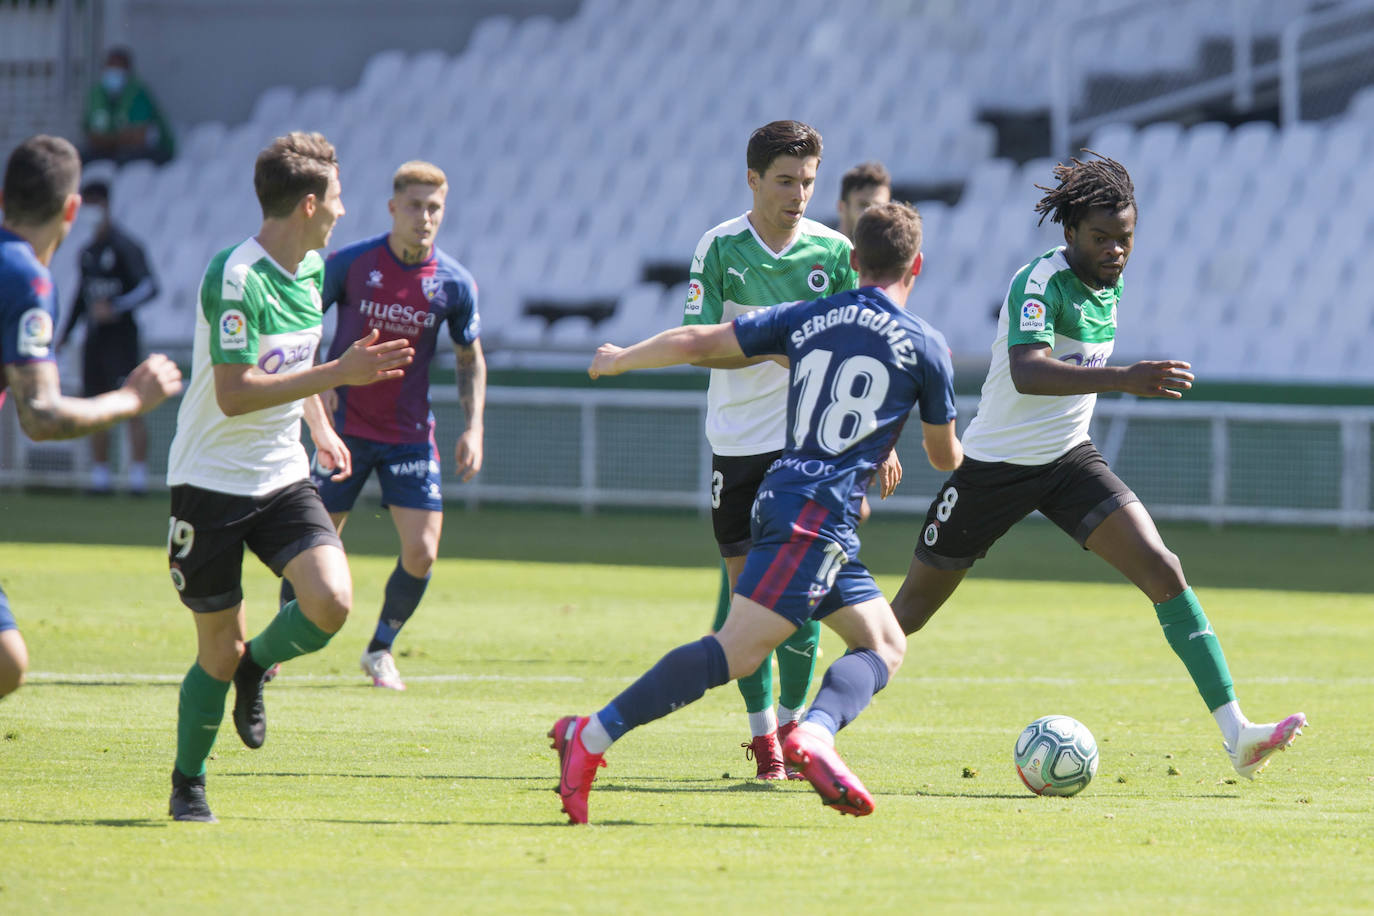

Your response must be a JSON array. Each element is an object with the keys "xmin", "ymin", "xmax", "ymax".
[{"xmin": 100, "ymin": 67, "xmax": 127, "ymax": 94}]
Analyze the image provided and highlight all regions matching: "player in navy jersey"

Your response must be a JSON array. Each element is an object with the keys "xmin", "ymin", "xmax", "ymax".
[
  {"xmin": 278, "ymin": 160, "xmax": 484, "ymax": 690},
  {"xmin": 551, "ymin": 203, "xmax": 962, "ymax": 823},
  {"xmin": 1, "ymin": 135, "xmax": 181, "ymax": 700}
]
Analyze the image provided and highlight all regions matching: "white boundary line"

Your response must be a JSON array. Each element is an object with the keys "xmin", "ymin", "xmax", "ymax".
[{"xmin": 24, "ymin": 672, "xmax": 1374, "ymax": 686}]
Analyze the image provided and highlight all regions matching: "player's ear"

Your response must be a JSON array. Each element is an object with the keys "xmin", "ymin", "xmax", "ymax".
[
  {"xmin": 849, "ymin": 249, "xmax": 860, "ymax": 272},
  {"xmin": 910, "ymin": 251, "xmax": 924, "ymax": 279},
  {"xmin": 746, "ymin": 169, "xmax": 760, "ymax": 193},
  {"xmin": 62, "ymin": 193, "xmax": 81, "ymax": 225},
  {"xmin": 299, "ymin": 192, "xmax": 318, "ymax": 220}
]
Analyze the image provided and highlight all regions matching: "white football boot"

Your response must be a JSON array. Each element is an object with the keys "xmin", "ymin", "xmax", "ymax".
[
  {"xmin": 1227, "ymin": 713, "xmax": 1306, "ymax": 779},
  {"xmin": 360, "ymin": 649, "xmax": 406, "ymax": 691}
]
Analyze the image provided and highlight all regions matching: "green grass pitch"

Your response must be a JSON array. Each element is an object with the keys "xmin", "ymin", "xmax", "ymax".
[{"xmin": 1, "ymin": 492, "xmax": 1371, "ymax": 913}]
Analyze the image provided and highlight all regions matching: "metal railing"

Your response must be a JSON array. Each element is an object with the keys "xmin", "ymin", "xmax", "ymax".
[{"xmin": 3, "ymin": 387, "xmax": 1372, "ymax": 529}]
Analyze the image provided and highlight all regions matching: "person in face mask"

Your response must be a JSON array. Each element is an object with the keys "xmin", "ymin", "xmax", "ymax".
[
  {"xmin": 81, "ymin": 47, "xmax": 175, "ymax": 165},
  {"xmin": 56, "ymin": 180, "xmax": 160, "ymax": 494}
]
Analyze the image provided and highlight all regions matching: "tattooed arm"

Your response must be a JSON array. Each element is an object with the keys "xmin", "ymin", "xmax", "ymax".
[
  {"xmin": 4, "ymin": 355, "xmax": 181, "ymax": 441},
  {"xmin": 453, "ymin": 338, "xmax": 486, "ymax": 482}
]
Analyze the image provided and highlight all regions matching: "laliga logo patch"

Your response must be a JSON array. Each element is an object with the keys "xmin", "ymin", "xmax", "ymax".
[
  {"xmin": 219, "ymin": 309, "xmax": 248, "ymax": 350},
  {"xmin": 421, "ymin": 275, "xmax": 442, "ymax": 301},
  {"xmin": 807, "ymin": 265, "xmax": 829, "ymax": 293},
  {"xmin": 684, "ymin": 279, "xmax": 704, "ymax": 315},
  {"xmin": 16, "ymin": 308, "xmax": 53, "ymax": 358},
  {"xmin": 1019, "ymin": 299, "xmax": 1046, "ymax": 332}
]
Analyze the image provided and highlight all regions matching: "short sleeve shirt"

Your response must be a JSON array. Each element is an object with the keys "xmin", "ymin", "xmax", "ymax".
[
  {"xmin": 960, "ymin": 247, "xmax": 1121, "ymax": 465},
  {"xmin": 166, "ymin": 238, "xmax": 327, "ymax": 496},
  {"xmin": 683, "ymin": 214, "xmax": 858, "ymax": 456},
  {"xmin": 0, "ymin": 228, "xmax": 60, "ymax": 407}
]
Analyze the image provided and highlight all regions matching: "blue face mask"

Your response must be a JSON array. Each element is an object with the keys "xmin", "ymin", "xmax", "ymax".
[{"xmin": 100, "ymin": 67, "xmax": 127, "ymax": 94}]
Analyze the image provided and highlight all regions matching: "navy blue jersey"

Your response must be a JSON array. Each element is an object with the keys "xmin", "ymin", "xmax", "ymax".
[
  {"xmin": 733, "ymin": 286, "xmax": 957, "ymax": 520},
  {"xmin": 0, "ymin": 227, "xmax": 60, "ymax": 404},
  {"xmin": 322, "ymin": 233, "xmax": 479, "ymax": 444}
]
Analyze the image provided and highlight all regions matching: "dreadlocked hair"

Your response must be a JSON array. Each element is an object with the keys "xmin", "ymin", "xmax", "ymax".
[{"xmin": 1033, "ymin": 150, "xmax": 1135, "ymax": 227}]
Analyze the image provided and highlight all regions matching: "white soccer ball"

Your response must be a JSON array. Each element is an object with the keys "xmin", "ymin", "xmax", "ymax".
[{"xmin": 1013, "ymin": 715, "xmax": 1099, "ymax": 797}]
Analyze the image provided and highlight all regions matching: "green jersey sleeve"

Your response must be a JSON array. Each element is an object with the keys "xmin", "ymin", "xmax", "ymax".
[
  {"xmin": 1005, "ymin": 257, "xmax": 1064, "ymax": 349},
  {"xmin": 683, "ymin": 234, "xmax": 723, "ymax": 326},
  {"xmin": 833, "ymin": 244, "xmax": 859, "ymax": 293},
  {"xmin": 203, "ymin": 256, "xmax": 263, "ymax": 365}
]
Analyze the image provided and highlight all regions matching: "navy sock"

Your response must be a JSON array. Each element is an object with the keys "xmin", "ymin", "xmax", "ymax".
[
  {"xmin": 279, "ymin": 577, "xmax": 295, "ymax": 611},
  {"xmin": 803, "ymin": 648, "xmax": 890, "ymax": 736},
  {"xmin": 368, "ymin": 560, "xmax": 430, "ymax": 654},
  {"xmin": 596, "ymin": 636, "xmax": 729, "ymax": 741}
]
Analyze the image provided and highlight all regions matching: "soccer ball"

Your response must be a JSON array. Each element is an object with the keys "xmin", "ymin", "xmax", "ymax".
[{"xmin": 1013, "ymin": 715, "xmax": 1099, "ymax": 797}]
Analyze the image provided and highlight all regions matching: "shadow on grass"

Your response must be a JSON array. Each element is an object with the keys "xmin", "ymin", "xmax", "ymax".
[{"xmin": 0, "ymin": 817, "xmax": 166, "ymax": 828}]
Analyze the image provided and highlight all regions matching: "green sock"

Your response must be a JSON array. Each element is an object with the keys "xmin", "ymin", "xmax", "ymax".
[
  {"xmin": 710, "ymin": 561, "xmax": 773, "ymax": 713},
  {"xmin": 1155, "ymin": 587, "xmax": 1236, "ymax": 711},
  {"xmin": 710, "ymin": 561, "xmax": 731, "ymax": 631},
  {"xmin": 175, "ymin": 663, "xmax": 229, "ymax": 779},
  {"xmin": 248, "ymin": 600, "xmax": 333, "ymax": 668},
  {"xmin": 737, "ymin": 651, "xmax": 774, "ymax": 714},
  {"xmin": 777, "ymin": 619, "xmax": 820, "ymax": 710}
]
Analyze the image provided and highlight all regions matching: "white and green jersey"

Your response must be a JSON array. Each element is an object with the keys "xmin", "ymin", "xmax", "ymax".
[
  {"xmin": 167, "ymin": 238, "xmax": 327, "ymax": 496},
  {"xmin": 961, "ymin": 247, "xmax": 1121, "ymax": 465},
  {"xmin": 683, "ymin": 214, "xmax": 857, "ymax": 455}
]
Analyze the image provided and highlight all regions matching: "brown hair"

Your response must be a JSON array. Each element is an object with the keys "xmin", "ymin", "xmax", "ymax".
[
  {"xmin": 392, "ymin": 160, "xmax": 447, "ymax": 194},
  {"xmin": 840, "ymin": 161, "xmax": 891, "ymax": 201},
  {"xmin": 254, "ymin": 131, "xmax": 338, "ymax": 219},
  {"xmin": 2, "ymin": 135, "xmax": 81, "ymax": 226},
  {"xmin": 746, "ymin": 120, "xmax": 822, "ymax": 176},
  {"xmin": 853, "ymin": 202, "xmax": 923, "ymax": 283}
]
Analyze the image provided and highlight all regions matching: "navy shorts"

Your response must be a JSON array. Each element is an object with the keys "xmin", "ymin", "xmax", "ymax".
[
  {"xmin": 0, "ymin": 585, "xmax": 15, "ymax": 632},
  {"xmin": 735, "ymin": 491, "xmax": 882, "ymax": 628},
  {"xmin": 313, "ymin": 434, "xmax": 443, "ymax": 513},
  {"xmin": 915, "ymin": 441, "xmax": 1138, "ymax": 570},
  {"xmin": 168, "ymin": 480, "xmax": 343, "ymax": 613}
]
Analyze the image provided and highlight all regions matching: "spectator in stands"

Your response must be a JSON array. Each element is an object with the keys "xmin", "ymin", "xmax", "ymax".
[
  {"xmin": 81, "ymin": 47, "xmax": 175, "ymax": 165},
  {"xmin": 1, "ymin": 134, "xmax": 182, "ymax": 700},
  {"xmin": 58, "ymin": 180, "xmax": 159, "ymax": 494},
  {"xmin": 887, "ymin": 151, "xmax": 1307, "ymax": 782},
  {"xmin": 837, "ymin": 161, "xmax": 892, "ymax": 238}
]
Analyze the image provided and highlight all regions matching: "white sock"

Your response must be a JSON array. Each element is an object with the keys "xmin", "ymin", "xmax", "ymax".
[
  {"xmin": 128, "ymin": 462, "xmax": 148, "ymax": 490},
  {"xmin": 799, "ymin": 720, "xmax": 835, "ymax": 746},
  {"xmin": 580, "ymin": 715, "xmax": 613, "ymax": 754},
  {"xmin": 90, "ymin": 463, "xmax": 111, "ymax": 489},
  {"xmin": 748, "ymin": 708, "xmax": 778, "ymax": 738},
  {"xmin": 1213, "ymin": 700, "xmax": 1247, "ymax": 749},
  {"xmin": 776, "ymin": 704, "xmax": 802, "ymax": 726}
]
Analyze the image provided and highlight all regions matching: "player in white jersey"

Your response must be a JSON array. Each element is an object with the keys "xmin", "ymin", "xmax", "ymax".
[
  {"xmin": 164, "ymin": 133, "xmax": 413, "ymax": 822},
  {"xmin": 888, "ymin": 152, "xmax": 1305, "ymax": 781},
  {"xmin": 0, "ymin": 135, "xmax": 181, "ymax": 701},
  {"xmin": 683, "ymin": 120, "xmax": 866, "ymax": 779}
]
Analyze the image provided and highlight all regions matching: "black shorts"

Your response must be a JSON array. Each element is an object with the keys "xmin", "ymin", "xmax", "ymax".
[
  {"xmin": 82, "ymin": 322, "xmax": 140, "ymax": 396},
  {"xmin": 710, "ymin": 450, "xmax": 782, "ymax": 557},
  {"xmin": 914, "ymin": 441, "xmax": 1138, "ymax": 570},
  {"xmin": 167, "ymin": 479, "xmax": 343, "ymax": 613}
]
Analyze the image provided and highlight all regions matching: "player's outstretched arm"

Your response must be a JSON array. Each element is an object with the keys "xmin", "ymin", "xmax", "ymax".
[
  {"xmin": 1009, "ymin": 344, "xmax": 1193, "ymax": 398},
  {"xmin": 589, "ymin": 324, "xmax": 743, "ymax": 379},
  {"xmin": 213, "ymin": 330, "xmax": 413, "ymax": 417},
  {"xmin": 920, "ymin": 420, "xmax": 963, "ymax": 472},
  {"xmin": 4, "ymin": 354, "xmax": 182, "ymax": 442}
]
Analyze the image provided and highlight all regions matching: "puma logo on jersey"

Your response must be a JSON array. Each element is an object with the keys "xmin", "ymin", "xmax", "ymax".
[{"xmin": 727, "ymin": 266, "xmax": 749, "ymax": 283}]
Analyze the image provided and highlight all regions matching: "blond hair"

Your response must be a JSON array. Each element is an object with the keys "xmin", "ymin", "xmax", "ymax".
[{"xmin": 392, "ymin": 160, "xmax": 447, "ymax": 194}]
